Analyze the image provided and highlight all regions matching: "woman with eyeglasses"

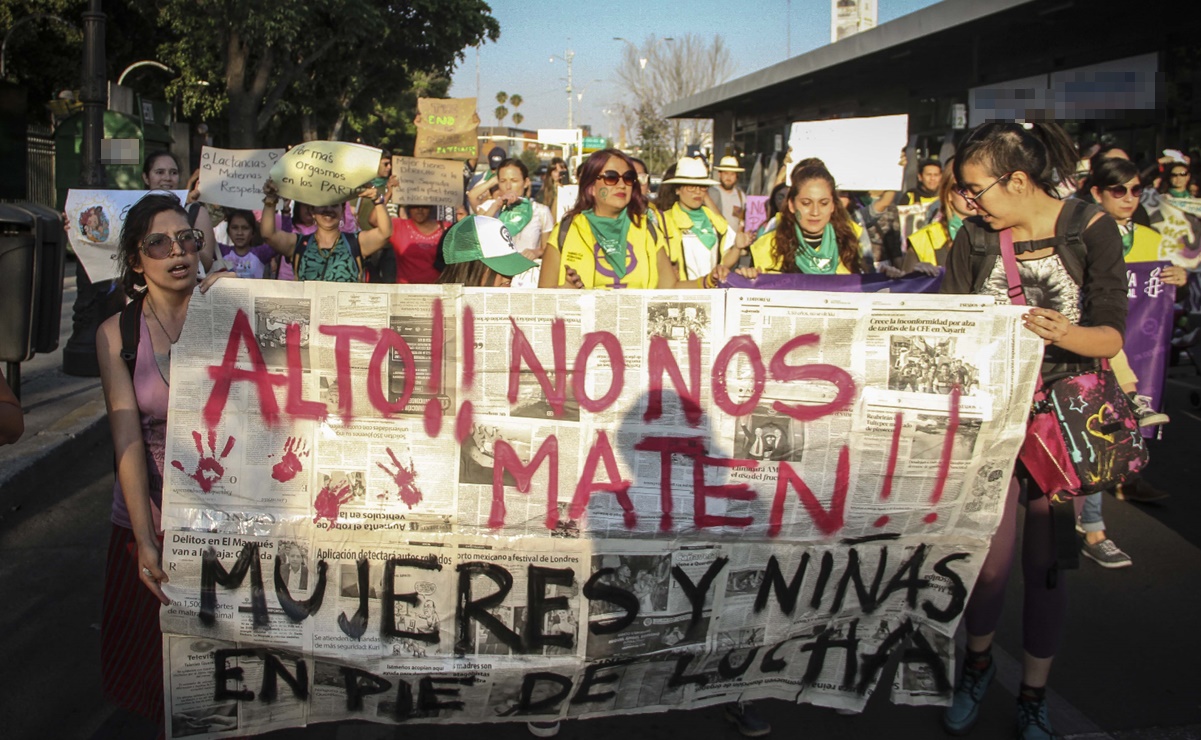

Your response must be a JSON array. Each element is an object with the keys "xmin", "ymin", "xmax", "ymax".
[
  {"xmin": 657, "ymin": 157, "xmax": 746, "ymax": 280},
  {"xmin": 748, "ymin": 164, "xmax": 865, "ymax": 275},
  {"xmin": 95, "ymin": 194, "xmax": 236, "ymax": 734},
  {"xmin": 939, "ymin": 121, "xmax": 1128, "ymax": 740},
  {"xmin": 259, "ymin": 179, "xmax": 393, "ymax": 282},
  {"xmin": 142, "ymin": 150, "xmax": 219, "ymax": 272},
  {"xmin": 540, "ymin": 149, "xmax": 730, "ymax": 289}
]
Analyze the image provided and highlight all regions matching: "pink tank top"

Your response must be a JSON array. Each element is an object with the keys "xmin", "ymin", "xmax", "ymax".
[{"xmin": 110, "ymin": 315, "xmax": 169, "ymax": 532}]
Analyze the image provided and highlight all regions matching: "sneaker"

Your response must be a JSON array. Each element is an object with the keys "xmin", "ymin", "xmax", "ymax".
[
  {"xmin": 943, "ymin": 656, "xmax": 996, "ymax": 735},
  {"xmin": 725, "ymin": 702, "xmax": 772, "ymax": 737},
  {"xmin": 1081, "ymin": 538, "xmax": 1132, "ymax": 568},
  {"xmin": 1128, "ymin": 393, "xmax": 1169, "ymax": 427},
  {"xmin": 526, "ymin": 721, "xmax": 561, "ymax": 737},
  {"xmin": 1115, "ymin": 478, "xmax": 1170, "ymax": 503},
  {"xmin": 1016, "ymin": 696, "xmax": 1059, "ymax": 739}
]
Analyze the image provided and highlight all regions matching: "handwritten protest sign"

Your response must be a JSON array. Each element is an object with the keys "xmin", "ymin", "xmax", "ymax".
[
  {"xmin": 414, "ymin": 97, "xmax": 479, "ymax": 160},
  {"xmin": 787, "ymin": 115, "xmax": 908, "ymax": 191},
  {"xmin": 158, "ymin": 282, "xmax": 1042, "ymax": 737},
  {"xmin": 389, "ymin": 156, "xmax": 463, "ymax": 209},
  {"xmin": 745, "ymin": 195, "xmax": 769, "ymax": 234},
  {"xmin": 269, "ymin": 141, "xmax": 382, "ymax": 207},
  {"xmin": 197, "ymin": 147, "xmax": 284, "ymax": 210},
  {"xmin": 65, "ymin": 189, "xmax": 188, "ymax": 282}
]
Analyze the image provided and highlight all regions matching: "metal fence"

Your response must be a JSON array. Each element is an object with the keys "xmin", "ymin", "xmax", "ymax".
[{"xmin": 25, "ymin": 125, "xmax": 55, "ymax": 209}]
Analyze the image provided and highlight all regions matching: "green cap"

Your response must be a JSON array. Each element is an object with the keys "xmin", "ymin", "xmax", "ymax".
[{"xmin": 443, "ymin": 216, "xmax": 538, "ymax": 277}]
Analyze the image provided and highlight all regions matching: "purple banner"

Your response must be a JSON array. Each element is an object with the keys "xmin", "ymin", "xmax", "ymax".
[
  {"xmin": 1125, "ymin": 261, "xmax": 1176, "ymax": 437},
  {"xmin": 722, "ymin": 270, "xmax": 943, "ymax": 293}
]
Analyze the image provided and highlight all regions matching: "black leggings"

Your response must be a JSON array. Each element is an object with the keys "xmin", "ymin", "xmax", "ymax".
[{"xmin": 963, "ymin": 476, "xmax": 1067, "ymax": 660}]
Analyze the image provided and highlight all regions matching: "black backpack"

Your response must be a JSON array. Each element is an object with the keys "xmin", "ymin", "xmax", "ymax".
[
  {"xmin": 119, "ymin": 292, "xmax": 147, "ymax": 379},
  {"xmin": 962, "ymin": 198, "xmax": 1100, "ymax": 293}
]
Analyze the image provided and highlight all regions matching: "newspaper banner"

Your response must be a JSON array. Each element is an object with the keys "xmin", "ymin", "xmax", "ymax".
[
  {"xmin": 745, "ymin": 195, "xmax": 769, "ymax": 235},
  {"xmin": 389, "ymin": 156, "xmax": 464, "ymax": 209},
  {"xmin": 159, "ymin": 282, "xmax": 1043, "ymax": 737},
  {"xmin": 197, "ymin": 147, "xmax": 285, "ymax": 210},
  {"xmin": 64, "ymin": 188, "xmax": 189, "ymax": 282},
  {"xmin": 1125, "ymin": 262, "xmax": 1176, "ymax": 438},
  {"xmin": 414, "ymin": 97, "xmax": 479, "ymax": 160},
  {"xmin": 722, "ymin": 272, "xmax": 942, "ymax": 293}
]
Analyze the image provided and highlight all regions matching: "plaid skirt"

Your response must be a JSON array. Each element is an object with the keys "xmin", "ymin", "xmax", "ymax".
[{"xmin": 100, "ymin": 524, "xmax": 164, "ymax": 728}]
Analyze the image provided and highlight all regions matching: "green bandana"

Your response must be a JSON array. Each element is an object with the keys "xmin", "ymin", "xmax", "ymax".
[
  {"xmin": 1121, "ymin": 223, "xmax": 1135, "ymax": 257},
  {"xmin": 1168, "ymin": 189, "xmax": 1190, "ymax": 198},
  {"xmin": 681, "ymin": 204, "xmax": 718, "ymax": 250},
  {"xmin": 793, "ymin": 223, "xmax": 839, "ymax": 274},
  {"xmin": 497, "ymin": 198, "xmax": 534, "ymax": 236},
  {"xmin": 947, "ymin": 212, "xmax": 964, "ymax": 241},
  {"xmin": 583, "ymin": 208, "xmax": 632, "ymax": 279}
]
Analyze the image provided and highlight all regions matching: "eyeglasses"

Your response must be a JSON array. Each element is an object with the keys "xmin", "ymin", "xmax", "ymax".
[
  {"xmin": 679, "ymin": 184, "xmax": 708, "ymax": 192},
  {"xmin": 597, "ymin": 170, "xmax": 638, "ymax": 186},
  {"xmin": 1103, "ymin": 184, "xmax": 1144, "ymax": 199},
  {"xmin": 140, "ymin": 229, "xmax": 203, "ymax": 259},
  {"xmin": 957, "ymin": 172, "xmax": 1012, "ymax": 210}
]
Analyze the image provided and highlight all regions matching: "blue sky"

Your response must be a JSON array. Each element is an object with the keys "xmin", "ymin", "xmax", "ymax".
[{"xmin": 448, "ymin": 0, "xmax": 941, "ymax": 135}]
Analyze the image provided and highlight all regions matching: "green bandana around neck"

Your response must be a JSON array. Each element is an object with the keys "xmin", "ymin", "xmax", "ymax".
[
  {"xmin": 1168, "ymin": 189, "xmax": 1190, "ymax": 198},
  {"xmin": 582, "ymin": 208, "xmax": 632, "ymax": 279},
  {"xmin": 681, "ymin": 204, "xmax": 718, "ymax": 250},
  {"xmin": 792, "ymin": 223, "xmax": 839, "ymax": 274},
  {"xmin": 1121, "ymin": 223, "xmax": 1135, "ymax": 257},
  {"xmin": 947, "ymin": 212, "xmax": 964, "ymax": 241},
  {"xmin": 497, "ymin": 198, "xmax": 534, "ymax": 236}
]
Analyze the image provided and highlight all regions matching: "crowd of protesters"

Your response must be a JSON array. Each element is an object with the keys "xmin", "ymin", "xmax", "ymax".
[{"xmin": 95, "ymin": 122, "xmax": 1201, "ymax": 740}]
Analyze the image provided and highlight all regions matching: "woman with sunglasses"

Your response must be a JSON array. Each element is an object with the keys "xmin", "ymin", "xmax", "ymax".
[
  {"xmin": 657, "ymin": 157, "xmax": 745, "ymax": 280},
  {"xmin": 748, "ymin": 164, "xmax": 865, "ymax": 275},
  {"xmin": 939, "ymin": 122, "xmax": 1128, "ymax": 740},
  {"xmin": 95, "ymin": 194, "xmax": 236, "ymax": 734},
  {"xmin": 540, "ymin": 149, "xmax": 730, "ymax": 290},
  {"xmin": 259, "ymin": 179, "xmax": 393, "ymax": 282},
  {"xmin": 1164, "ymin": 162, "xmax": 1193, "ymax": 198},
  {"xmin": 143, "ymin": 149, "xmax": 219, "ymax": 272}
]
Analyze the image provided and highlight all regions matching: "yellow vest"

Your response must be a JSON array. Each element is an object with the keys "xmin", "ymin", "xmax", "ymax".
[
  {"xmin": 550, "ymin": 213, "xmax": 666, "ymax": 289},
  {"xmin": 907, "ymin": 222, "xmax": 951, "ymax": 266},
  {"xmin": 748, "ymin": 221, "xmax": 861, "ymax": 275},
  {"xmin": 1123, "ymin": 224, "xmax": 1164, "ymax": 264},
  {"xmin": 663, "ymin": 203, "xmax": 730, "ymax": 279}
]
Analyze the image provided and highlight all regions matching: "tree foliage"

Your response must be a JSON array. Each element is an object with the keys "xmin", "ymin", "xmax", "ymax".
[
  {"xmin": 494, "ymin": 104, "xmax": 508, "ymax": 126},
  {"xmin": 614, "ymin": 33, "xmax": 734, "ymax": 169},
  {"xmin": 495, "ymin": 90, "xmax": 507, "ymax": 105}
]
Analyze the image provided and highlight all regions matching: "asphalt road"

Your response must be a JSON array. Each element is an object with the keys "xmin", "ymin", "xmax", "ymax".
[{"xmin": 2, "ymin": 379, "xmax": 1199, "ymax": 740}]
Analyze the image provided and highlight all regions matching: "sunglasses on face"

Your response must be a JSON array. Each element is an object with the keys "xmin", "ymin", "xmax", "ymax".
[
  {"xmin": 597, "ymin": 170, "xmax": 638, "ymax": 186},
  {"xmin": 1170, "ymin": 171, "xmax": 1189, "ymax": 178},
  {"xmin": 1104, "ymin": 184, "xmax": 1144, "ymax": 199},
  {"xmin": 140, "ymin": 229, "xmax": 203, "ymax": 259}
]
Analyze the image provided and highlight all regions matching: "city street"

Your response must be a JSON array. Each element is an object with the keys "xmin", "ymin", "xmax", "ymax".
[{"xmin": 2, "ymin": 368, "xmax": 1199, "ymax": 739}]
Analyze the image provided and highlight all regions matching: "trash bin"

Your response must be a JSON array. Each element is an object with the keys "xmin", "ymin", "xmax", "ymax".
[{"xmin": 0, "ymin": 201, "xmax": 66, "ymax": 363}]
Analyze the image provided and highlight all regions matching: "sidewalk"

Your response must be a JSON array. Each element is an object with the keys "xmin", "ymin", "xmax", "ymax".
[{"xmin": 0, "ymin": 258, "xmax": 110, "ymax": 508}]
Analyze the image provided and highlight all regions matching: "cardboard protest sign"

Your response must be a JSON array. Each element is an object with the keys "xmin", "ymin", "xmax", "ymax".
[
  {"xmin": 389, "ymin": 156, "xmax": 463, "ymax": 209},
  {"xmin": 414, "ymin": 97, "xmax": 479, "ymax": 160},
  {"xmin": 268, "ymin": 141, "xmax": 382, "ymax": 207},
  {"xmin": 157, "ymin": 281, "xmax": 1043, "ymax": 736},
  {"xmin": 65, "ymin": 189, "xmax": 188, "ymax": 282},
  {"xmin": 197, "ymin": 146, "xmax": 284, "ymax": 210},
  {"xmin": 787, "ymin": 114, "xmax": 908, "ymax": 191}
]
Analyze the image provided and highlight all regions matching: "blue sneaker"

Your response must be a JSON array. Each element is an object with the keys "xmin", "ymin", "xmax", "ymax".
[
  {"xmin": 1016, "ymin": 696, "xmax": 1059, "ymax": 739},
  {"xmin": 943, "ymin": 657, "xmax": 996, "ymax": 735},
  {"xmin": 724, "ymin": 702, "xmax": 771, "ymax": 737}
]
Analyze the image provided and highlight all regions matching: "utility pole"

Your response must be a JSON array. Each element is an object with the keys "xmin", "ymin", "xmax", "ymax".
[
  {"xmin": 63, "ymin": 0, "xmax": 116, "ymax": 377},
  {"xmin": 565, "ymin": 46, "xmax": 575, "ymax": 129}
]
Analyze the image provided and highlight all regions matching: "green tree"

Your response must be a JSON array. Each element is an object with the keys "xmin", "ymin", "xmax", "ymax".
[
  {"xmin": 636, "ymin": 101, "xmax": 671, "ymax": 175},
  {"xmin": 512, "ymin": 112, "xmax": 524, "ymax": 126},
  {"xmin": 155, "ymin": 0, "xmax": 499, "ymax": 147},
  {"xmin": 495, "ymin": 90, "xmax": 507, "ymax": 105},
  {"xmin": 494, "ymin": 104, "xmax": 508, "ymax": 127},
  {"xmin": 518, "ymin": 147, "xmax": 538, "ymax": 173}
]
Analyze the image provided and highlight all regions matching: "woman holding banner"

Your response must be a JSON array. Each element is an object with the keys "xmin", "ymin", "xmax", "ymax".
[
  {"xmin": 747, "ymin": 163, "xmax": 865, "ymax": 275},
  {"xmin": 939, "ymin": 121, "xmax": 1127, "ymax": 740},
  {"xmin": 259, "ymin": 180, "xmax": 393, "ymax": 283},
  {"xmin": 95, "ymin": 193, "xmax": 235, "ymax": 732},
  {"xmin": 658, "ymin": 157, "xmax": 746, "ymax": 281},
  {"xmin": 539, "ymin": 149, "xmax": 732, "ymax": 290}
]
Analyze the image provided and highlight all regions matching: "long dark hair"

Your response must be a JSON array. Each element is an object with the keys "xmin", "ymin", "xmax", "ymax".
[
  {"xmin": 564, "ymin": 148, "xmax": 647, "ymax": 225},
  {"xmin": 771, "ymin": 165, "xmax": 862, "ymax": 274},
  {"xmin": 654, "ymin": 163, "xmax": 678, "ymax": 211},
  {"xmin": 436, "ymin": 260, "xmax": 501, "ymax": 286},
  {"xmin": 1090, "ymin": 157, "xmax": 1139, "ymax": 192},
  {"xmin": 953, "ymin": 122, "xmax": 1078, "ymax": 198},
  {"xmin": 119, "ymin": 193, "xmax": 189, "ymax": 297}
]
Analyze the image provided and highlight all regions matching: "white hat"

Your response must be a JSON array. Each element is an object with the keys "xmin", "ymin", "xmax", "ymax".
[
  {"xmin": 714, "ymin": 155, "xmax": 744, "ymax": 172},
  {"xmin": 663, "ymin": 157, "xmax": 719, "ymax": 186}
]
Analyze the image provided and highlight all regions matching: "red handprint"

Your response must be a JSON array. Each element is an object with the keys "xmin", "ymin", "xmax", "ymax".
[
  {"xmin": 171, "ymin": 430, "xmax": 235, "ymax": 493},
  {"xmin": 272, "ymin": 437, "xmax": 310, "ymax": 482},
  {"xmin": 377, "ymin": 447, "xmax": 423, "ymax": 508},
  {"xmin": 313, "ymin": 480, "xmax": 354, "ymax": 529}
]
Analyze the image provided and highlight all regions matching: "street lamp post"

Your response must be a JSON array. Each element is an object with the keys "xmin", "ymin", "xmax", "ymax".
[{"xmin": 549, "ymin": 43, "xmax": 575, "ymax": 129}]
